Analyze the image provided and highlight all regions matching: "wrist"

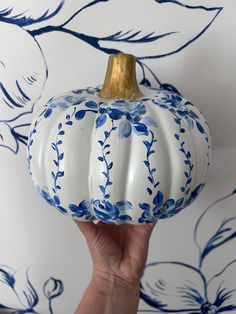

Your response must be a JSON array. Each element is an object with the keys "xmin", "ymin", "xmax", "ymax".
[
  {"xmin": 90, "ymin": 269, "xmax": 140, "ymax": 313},
  {"xmin": 92, "ymin": 268, "xmax": 140, "ymax": 292}
]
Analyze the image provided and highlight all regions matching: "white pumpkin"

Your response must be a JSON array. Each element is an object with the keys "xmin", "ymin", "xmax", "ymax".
[{"xmin": 27, "ymin": 54, "xmax": 210, "ymax": 225}]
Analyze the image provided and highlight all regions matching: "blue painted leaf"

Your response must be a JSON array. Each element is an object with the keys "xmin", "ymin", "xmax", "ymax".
[
  {"xmin": 139, "ymin": 203, "xmax": 150, "ymax": 211},
  {"xmin": 109, "ymin": 108, "xmax": 124, "ymax": 120},
  {"xmin": 73, "ymin": 1, "xmax": 222, "ymax": 59},
  {"xmin": 65, "ymin": 121, "xmax": 73, "ymax": 125},
  {"xmin": 153, "ymin": 191, "xmax": 164, "ymax": 206},
  {"xmin": 53, "ymin": 195, "xmax": 60, "ymax": 205},
  {"xmin": 142, "ymin": 116, "xmax": 158, "ymax": 127},
  {"xmin": 57, "ymin": 140, "xmax": 62, "ymax": 145},
  {"xmin": 116, "ymin": 201, "xmax": 132, "ymax": 210},
  {"xmin": 119, "ymin": 120, "xmax": 132, "ymax": 138},
  {"xmin": 58, "ymin": 206, "xmax": 68, "ymax": 214},
  {"xmin": 119, "ymin": 215, "xmax": 132, "ymax": 222},
  {"xmin": 0, "ymin": 22, "xmax": 47, "ymax": 118},
  {"xmin": 176, "ymin": 197, "xmax": 184, "ymax": 208},
  {"xmin": 58, "ymin": 123, "xmax": 62, "ymax": 130},
  {"xmin": 57, "ymin": 171, "xmax": 64, "ymax": 177},
  {"xmin": 102, "ymin": 171, "xmax": 108, "ymax": 177},
  {"xmin": 98, "ymin": 140, "xmax": 104, "ymax": 146},
  {"xmin": 98, "ymin": 157, "xmax": 104, "ymax": 162},
  {"xmin": 105, "ymin": 194, "xmax": 110, "ymax": 199},
  {"xmin": 104, "ymin": 144, "xmax": 110, "ymax": 149},
  {"xmin": 194, "ymin": 190, "xmax": 236, "ymax": 270},
  {"xmin": 75, "ymin": 110, "xmax": 86, "ymax": 120},
  {"xmin": 148, "ymin": 150, "xmax": 155, "ymax": 155},
  {"xmin": 85, "ymin": 101, "xmax": 98, "ymax": 108},
  {"xmin": 143, "ymin": 140, "xmax": 151, "ymax": 149},
  {"xmin": 184, "ymin": 171, "xmax": 189, "ymax": 177},
  {"xmin": 187, "ymin": 151, "xmax": 191, "ymax": 158},
  {"xmin": 51, "ymin": 172, "xmax": 55, "ymax": 179},
  {"xmin": 196, "ymin": 121, "xmax": 205, "ymax": 134},
  {"xmin": 54, "ymin": 160, "xmax": 58, "ymax": 166},
  {"xmin": 99, "ymin": 185, "xmax": 105, "ymax": 194},
  {"xmin": 59, "ymin": 153, "xmax": 64, "ymax": 160},
  {"xmin": 104, "ymin": 131, "xmax": 109, "ymax": 138},
  {"xmin": 148, "ymin": 176, "xmax": 154, "ymax": 184},
  {"xmin": 143, "ymin": 160, "xmax": 150, "ymax": 167},
  {"xmin": 0, "ymin": 2, "xmax": 65, "ymax": 27},
  {"xmin": 147, "ymin": 188, "xmax": 152, "ymax": 195},
  {"xmin": 96, "ymin": 113, "xmax": 107, "ymax": 128},
  {"xmin": 160, "ymin": 83, "xmax": 182, "ymax": 95},
  {"xmin": 108, "ymin": 162, "xmax": 113, "ymax": 170},
  {"xmin": 44, "ymin": 108, "xmax": 52, "ymax": 118},
  {"xmin": 140, "ymin": 78, "xmax": 151, "ymax": 87},
  {"xmin": 133, "ymin": 123, "xmax": 148, "ymax": 136}
]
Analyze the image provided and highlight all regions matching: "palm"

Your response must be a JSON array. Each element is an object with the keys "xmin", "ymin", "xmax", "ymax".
[{"xmin": 76, "ymin": 221, "xmax": 156, "ymax": 283}]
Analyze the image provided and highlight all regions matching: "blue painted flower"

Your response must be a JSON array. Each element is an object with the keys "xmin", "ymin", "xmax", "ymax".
[
  {"xmin": 69, "ymin": 200, "xmax": 96, "ymax": 221},
  {"xmin": 0, "ymin": 265, "xmax": 64, "ymax": 313},
  {"xmin": 43, "ymin": 277, "xmax": 64, "ymax": 313},
  {"xmin": 140, "ymin": 260, "xmax": 236, "ymax": 314},
  {"xmin": 153, "ymin": 90, "xmax": 205, "ymax": 131},
  {"xmin": 92, "ymin": 199, "xmax": 119, "ymax": 222},
  {"xmin": 37, "ymin": 186, "xmax": 55, "ymax": 206}
]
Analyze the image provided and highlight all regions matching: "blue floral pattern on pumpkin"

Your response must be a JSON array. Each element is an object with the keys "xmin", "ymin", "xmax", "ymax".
[{"xmin": 28, "ymin": 84, "xmax": 209, "ymax": 224}]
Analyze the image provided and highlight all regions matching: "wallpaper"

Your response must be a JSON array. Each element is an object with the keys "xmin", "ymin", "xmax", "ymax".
[{"xmin": 0, "ymin": 0, "xmax": 235, "ymax": 313}]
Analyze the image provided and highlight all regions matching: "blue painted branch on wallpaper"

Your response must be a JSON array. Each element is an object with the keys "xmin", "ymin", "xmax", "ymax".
[
  {"xmin": 0, "ymin": 265, "xmax": 63, "ymax": 313},
  {"xmin": 139, "ymin": 188, "xmax": 236, "ymax": 313},
  {"xmin": 0, "ymin": 0, "xmax": 222, "ymax": 154}
]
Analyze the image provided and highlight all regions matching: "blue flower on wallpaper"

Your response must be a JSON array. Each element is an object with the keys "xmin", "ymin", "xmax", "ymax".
[
  {"xmin": 0, "ymin": 265, "xmax": 63, "ymax": 313},
  {"xmin": 139, "ymin": 189, "xmax": 236, "ymax": 313},
  {"xmin": 0, "ymin": 0, "xmax": 222, "ymax": 154}
]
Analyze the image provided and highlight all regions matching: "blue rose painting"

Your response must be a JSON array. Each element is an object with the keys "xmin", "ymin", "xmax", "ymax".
[
  {"xmin": 139, "ymin": 188, "xmax": 236, "ymax": 313},
  {"xmin": 0, "ymin": 0, "xmax": 222, "ymax": 154}
]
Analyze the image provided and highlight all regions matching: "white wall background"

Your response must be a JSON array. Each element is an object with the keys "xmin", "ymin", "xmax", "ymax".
[{"xmin": 0, "ymin": 1, "xmax": 236, "ymax": 313}]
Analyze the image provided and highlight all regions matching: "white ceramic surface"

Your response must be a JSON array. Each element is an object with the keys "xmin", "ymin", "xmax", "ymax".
[{"xmin": 28, "ymin": 85, "xmax": 210, "ymax": 224}]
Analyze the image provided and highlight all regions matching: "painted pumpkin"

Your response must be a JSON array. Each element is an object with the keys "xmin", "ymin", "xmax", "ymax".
[{"xmin": 27, "ymin": 53, "xmax": 211, "ymax": 224}]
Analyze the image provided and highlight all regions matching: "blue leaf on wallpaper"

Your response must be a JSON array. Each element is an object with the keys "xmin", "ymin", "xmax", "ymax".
[
  {"xmin": 0, "ymin": 1, "xmax": 65, "ymax": 27},
  {"xmin": 0, "ymin": 22, "xmax": 47, "ymax": 111},
  {"xmin": 64, "ymin": 0, "xmax": 222, "ymax": 59},
  {"xmin": 194, "ymin": 189, "xmax": 236, "ymax": 269},
  {"xmin": 142, "ymin": 117, "xmax": 158, "ymax": 128}
]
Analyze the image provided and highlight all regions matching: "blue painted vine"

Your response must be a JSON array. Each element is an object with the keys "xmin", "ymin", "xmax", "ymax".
[
  {"xmin": 0, "ymin": 1, "xmax": 222, "ymax": 154},
  {"xmin": 0, "ymin": 265, "xmax": 63, "ymax": 314},
  {"xmin": 32, "ymin": 86, "xmax": 208, "ymax": 223}
]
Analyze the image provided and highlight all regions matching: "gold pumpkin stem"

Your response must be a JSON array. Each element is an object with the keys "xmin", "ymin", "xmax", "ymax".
[{"xmin": 98, "ymin": 53, "xmax": 143, "ymax": 100}]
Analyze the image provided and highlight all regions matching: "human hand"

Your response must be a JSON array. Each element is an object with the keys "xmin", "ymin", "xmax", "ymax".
[
  {"xmin": 76, "ymin": 220, "xmax": 157, "ymax": 286},
  {"xmin": 75, "ymin": 220, "xmax": 157, "ymax": 314}
]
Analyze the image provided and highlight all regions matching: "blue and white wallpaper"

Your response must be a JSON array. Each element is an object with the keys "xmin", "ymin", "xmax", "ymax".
[{"xmin": 0, "ymin": 0, "xmax": 235, "ymax": 313}]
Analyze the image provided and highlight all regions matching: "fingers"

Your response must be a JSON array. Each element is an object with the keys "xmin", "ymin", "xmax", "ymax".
[{"xmin": 75, "ymin": 220, "xmax": 98, "ymax": 241}]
